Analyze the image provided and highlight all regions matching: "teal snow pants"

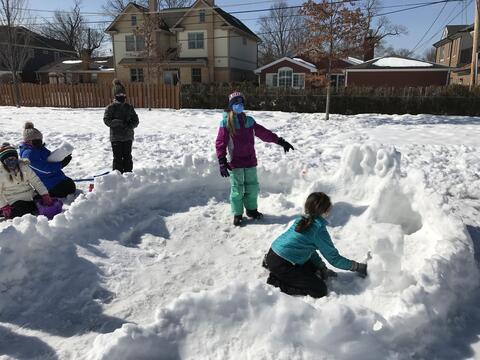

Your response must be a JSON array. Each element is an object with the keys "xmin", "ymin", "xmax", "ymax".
[{"xmin": 229, "ymin": 167, "xmax": 259, "ymax": 215}]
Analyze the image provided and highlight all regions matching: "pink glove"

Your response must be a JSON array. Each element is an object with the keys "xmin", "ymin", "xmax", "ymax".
[
  {"xmin": 1, "ymin": 205, "xmax": 13, "ymax": 219},
  {"xmin": 42, "ymin": 194, "xmax": 53, "ymax": 206}
]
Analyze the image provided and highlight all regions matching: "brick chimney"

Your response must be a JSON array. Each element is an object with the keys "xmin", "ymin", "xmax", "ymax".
[
  {"xmin": 149, "ymin": 0, "xmax": 157, "ymax": 12},
  {"xmin": 363, "ymin": 35, "xmax": 376, "ymax": 61}
]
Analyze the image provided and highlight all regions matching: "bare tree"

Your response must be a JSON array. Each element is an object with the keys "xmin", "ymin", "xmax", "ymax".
[
  {"xmin": 42, "ymin": 0, "xmax": 105, "ymax": 58},
  {"xmin": 0, "ymin": 0, "xmax": 32, "ymax": 106},
  {"xmin": 358, "ymin": 0, "xmax": 407, "ymax": 59},
  {"xmin": 423, "ymin": 47, "xmax": 436, "ymax": 62},
  {"xmin": 258, "ymin": 1, "xmax": 307, "ymax": 65},
  {"xmin": 135, "ymin": 8, "xmax": 180, "ymax": 110},
  {"xmin": 301, "ymin": 0, "xmax": 367, "ymax": 120}
]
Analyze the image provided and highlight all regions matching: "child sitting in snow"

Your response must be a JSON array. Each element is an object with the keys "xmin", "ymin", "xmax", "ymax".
[
  {"xmin": 263, "ymin": 192, "xmax": 367, "ymax": 298},
  {"xmin": 0, "ymin": 143, "xmax": 53, "ymax": 219},
  {"xmin": 215, "ymin": 91, "xmax": 294, "ymax": 226},
  {"xmin": 19, "ymin": 122, "xmax": 76, "ymax": 198}
]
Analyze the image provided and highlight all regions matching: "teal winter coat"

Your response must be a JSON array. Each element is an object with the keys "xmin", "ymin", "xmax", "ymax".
[{"xmin": 271, "ymin": 217, "xmax": 353, "ymax": 270}]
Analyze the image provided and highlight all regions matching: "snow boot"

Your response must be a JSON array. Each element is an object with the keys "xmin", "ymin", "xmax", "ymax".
[
  {"xmin": 233, "ymin": 215, "xmax": 243, "ymax": 226},
  {"xmin": 246, "ymin": 209, "xmax": 263, "ymax": 219}
]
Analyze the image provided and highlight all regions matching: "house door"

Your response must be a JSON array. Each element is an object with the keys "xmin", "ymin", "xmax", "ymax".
[{"xmin": 164, "ymin": 71, "xmax": 178, "ymax": 85}]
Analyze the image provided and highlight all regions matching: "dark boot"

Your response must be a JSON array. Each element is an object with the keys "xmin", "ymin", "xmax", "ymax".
[
  {"xmin": 233, "ymin": 215, "xmax": 243, "ymax": 226},
  {"xmin": 246, "ymin": 209, "xmax": 263, "ymax": 219}
]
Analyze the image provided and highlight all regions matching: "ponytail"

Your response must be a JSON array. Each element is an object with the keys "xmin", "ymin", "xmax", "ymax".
[
  {"xmin": 295, "ymin": 216, "xmax": 314, "ymax": 232},
  {"xmin": 295, "ymin": 192, "xmax": 332, "ymax": 233}
]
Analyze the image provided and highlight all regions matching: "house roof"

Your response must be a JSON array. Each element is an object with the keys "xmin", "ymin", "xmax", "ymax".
[
  {"xmin": 254, "ymin": 57, "xmax": 318, "ymax": 74},
  {"xmin": 346, "ymin": 56, "xmax": 450, "ymax": 71},
  {"xmin": 433, "ymin": 24, "xmax": 473, "ymax": 48},
  {"xmin": 0, "ymin": 26, "xmax": 75, "ymax": 53},
  {"xmin": 37, "ymin": 56, "xmax": 114, "ymax": 73},
  {"xmin": 105, "ymin": 1, "xmax": 258, "ymax": 40},
  {"xmin": 213, "ymin": 7, "xmax": 258, "ymax": 40}
]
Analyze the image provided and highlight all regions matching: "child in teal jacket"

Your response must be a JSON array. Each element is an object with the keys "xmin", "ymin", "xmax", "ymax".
[{"xmin": 264, "ymin": 192, "xmax": 368, "ymax": 298}]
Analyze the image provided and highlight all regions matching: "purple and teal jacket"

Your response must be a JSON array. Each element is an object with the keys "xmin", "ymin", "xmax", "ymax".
[{"xmin": 215, "ymin": 112, "xmax": 278, "ymax": 169}]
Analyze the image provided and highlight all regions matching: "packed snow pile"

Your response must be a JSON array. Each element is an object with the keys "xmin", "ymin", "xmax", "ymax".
[{"xmin": 82, "ymin": 145, "xmax": 479, "ymax": 360}]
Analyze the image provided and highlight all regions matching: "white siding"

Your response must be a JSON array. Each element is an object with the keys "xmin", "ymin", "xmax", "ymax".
[
  {"xmin": 228, "ymin": 31, "xmax": 257, "ymax": 70},
  {"xmin": 178, "ymin": 30, "xmax": 208, "ymax": 58},
  {"xmin": 214, "ymin": 29, "xmax": 228, "ymax": 68}
]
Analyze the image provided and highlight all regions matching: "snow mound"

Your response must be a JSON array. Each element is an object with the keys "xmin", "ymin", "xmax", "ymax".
[{"xmin": 84, "ymin": 145, "xmax": 479, "ymax": 359}]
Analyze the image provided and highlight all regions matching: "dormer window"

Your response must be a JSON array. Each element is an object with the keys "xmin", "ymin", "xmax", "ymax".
[
  {"xmin": 131, "ymin": 15, "xmax": 137, "ymax": 26},
  {"xmin": 199, "ymin": 10, "xmax": 205, "ymax": 23}
]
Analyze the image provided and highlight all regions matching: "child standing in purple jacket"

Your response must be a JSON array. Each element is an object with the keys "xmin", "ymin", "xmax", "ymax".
[{"xmin": 215, "ymin": 91, "xmax": 294, "ymax": 226}]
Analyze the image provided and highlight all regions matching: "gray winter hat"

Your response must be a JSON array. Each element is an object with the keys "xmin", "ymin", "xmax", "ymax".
[
  {"xmin": 112, "ymin": 79, "xmax": 126, "ymax": 97},
  {"xmin": 23, "ymin": 122, "xmax": 43, "ymax": 142}
]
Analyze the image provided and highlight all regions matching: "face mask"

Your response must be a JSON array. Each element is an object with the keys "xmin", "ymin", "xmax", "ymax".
[
  {"xmin": 232, "ymin": 103, "xmax": 244, "ymax": 114},
  {"xmin": 115, "ymin": 95, "xmax": 126, "ymax": 103},
  {"xmin": 3, "ymin": 156, "xmax": 19, "ymax": 170}
]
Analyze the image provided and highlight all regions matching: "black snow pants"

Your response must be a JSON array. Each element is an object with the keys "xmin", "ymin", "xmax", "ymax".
[
  {"xmin": 49, "ymin": 178, "xmax": 76, "ymax": 198},
  {"xmin": 264, "ymin": 248, "xmax": 327, "ymax": 298},
  {"xmin": 111, "ymin": 140, "xmax": 133, "ymax": 174},
  {"xmin": 11, "ymin": 200, "xmax": 37, "ymax": 218}
]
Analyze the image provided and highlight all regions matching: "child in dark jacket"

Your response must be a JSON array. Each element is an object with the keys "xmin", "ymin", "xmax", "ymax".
[
  {"xmin": 19, "ymin": 122, "xmax": 76, "ymax": 198},
  {"xmin": 264, "ymin": 192, "xmax": 368, "ymax": 298},
  {"xmin": 103, "ymin": 79, "xmax": 139, "ymax": 174},
  {"xmin": 215, "ymin": 91, "xmax": 294, "ymax": 226}
]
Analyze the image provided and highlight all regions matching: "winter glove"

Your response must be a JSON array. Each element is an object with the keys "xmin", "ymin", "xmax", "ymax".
[
  {"xmin": 42, "ymin": 194, "xmax": 54, "ymax": 206},
  {"xmin": 277, "ymin": 137, "xmax": 294, "ymax": 153},
  {"xmin": 350, "ymin": 261, "xmax": 368, "ymax": 278},
  {"xmin": 1, "ymin": 205, "xmax": 13, "ymax": 219},
  {"xmin": 60, "ymin": 154, "xmax": 72, "ymax": 168},
  {"xmin": 218, "ymin": 156, "xmax": 232, "ymax": 178}
]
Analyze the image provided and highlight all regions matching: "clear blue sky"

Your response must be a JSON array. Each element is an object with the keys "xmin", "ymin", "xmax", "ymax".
[{"xmin": 28, "ymin": 0, "xmax": 476, "ymax": 57}]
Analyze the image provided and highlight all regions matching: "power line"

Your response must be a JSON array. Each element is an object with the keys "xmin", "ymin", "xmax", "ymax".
[
  {"xmin": 411, "ymin": 0, "xmax": 473, "ymax": 54},
  {"xmin": 410, "ymin": 0, "xmax": 448, "ymax": 54}
]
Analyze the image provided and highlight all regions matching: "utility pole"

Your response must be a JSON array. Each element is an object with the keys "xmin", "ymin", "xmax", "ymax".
[{"xmin": 470, "ymin": 0, "xmax": 479, "ymax": 88}]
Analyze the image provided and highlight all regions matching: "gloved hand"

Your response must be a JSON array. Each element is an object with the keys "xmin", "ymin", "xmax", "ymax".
[
  {"xmin": 350, "ymin": 261, "xmax": 368, "ymax": 278},
  {"xmin": 277, "ymin": 137, "xmax": 294, "ymax": 153},
  {"xmin": 60, "ymin": 154, "xmax": 72, "ymax": 168},
  {"xmin": 1, "ymin": 205, "xmax": 13, "ymax": 219},
  {"xmin": 218, "ymin": 156, "xmax": 232, "ymax": 178},
  {"xmin": 42, "ymin": 194, "xmax": 54, "ymax": 206}
]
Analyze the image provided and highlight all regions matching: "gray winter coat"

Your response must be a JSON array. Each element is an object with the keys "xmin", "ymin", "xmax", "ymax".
[{"xmin": 103, "ymin": 102, "xmax": 139, "ymax": 142}]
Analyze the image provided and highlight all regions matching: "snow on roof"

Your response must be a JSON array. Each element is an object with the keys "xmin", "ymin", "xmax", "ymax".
[
  {"xmin": 373, "ymin": 57, "xmax": 433, "ymax": 68},
  {"xmin": 292, "ymin": 58, "xmax": 316, "ymax": 69},
  {"xmin": 62, "ymin": 60, "xmax": 82, "ymax": 64},
  {"xmin": 347, "ymin": 57, "xmax": 364, "ymax": 65}
]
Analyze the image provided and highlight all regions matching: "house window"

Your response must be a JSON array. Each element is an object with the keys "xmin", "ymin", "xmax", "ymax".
[
  {"xmin": 265, "ymin": 73, "xmax": 278, "ymax": 87},
  {"xmin": 188, "ymin": 32, "xmax": 204, "ymax": 49},
  {"xmin": 242, "ymin": 37, "xmax": 247, "ymax": 46},
  {"xmin": 293, "ymin": 73, "xmax": 305, "ymax": 89},
  {"xmin": 192, "ymin": 68, "xmax": 202, "ymax": 83},
  {"xmin": 199, "ymin": 10, "xmax": 205, "ymax": 23},
  {"xmin": 278, "ymin": 67, "xmax": 293, "ymax": 88},
  {"xmin": 131, "ymin": 15, "xmax": 137, "ymax": 26},
  {"xmin": 43, "ymin": 50, "xmax": 49, "ymax": 55},
  {"xmin": 54, "ymin": 51, "xmax": 60, "ymax": 61},
  {"xmin": 130, "ymin": 68, "xmax": 144, "ymax": 82},
  {"xmin": 439, "ymin": 46, "xmax": 445, "ymax": 62},
  {"xmin": 126, "ymin": 35, "xmax": 145, "ymax": 52},
  {"xmin": 330, "ymin": 74, "xmax": 345, "ymax": 89}
]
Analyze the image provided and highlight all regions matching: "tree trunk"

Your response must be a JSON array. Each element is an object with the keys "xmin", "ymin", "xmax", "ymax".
[{"xmin": 12, "ymin": 73, "xmax": 21, "ymax": 108}]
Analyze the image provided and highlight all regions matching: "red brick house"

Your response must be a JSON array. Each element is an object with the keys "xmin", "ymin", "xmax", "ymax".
[
  {"xmin": 254, "ymin": 56, "xmax": 362, "ymax": 89},
  {"xmin": 345, "ymin": 56, "xmax": 451, "ymax": 87}
]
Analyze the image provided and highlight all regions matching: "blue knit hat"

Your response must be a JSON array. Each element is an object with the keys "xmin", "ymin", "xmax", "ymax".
[{"xmin": 228, "ymin": 91, "xmax": 245, "ymax": 109}]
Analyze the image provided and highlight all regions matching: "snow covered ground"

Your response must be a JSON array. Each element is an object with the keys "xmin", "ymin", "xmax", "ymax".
[{"xmin": 0, "ymin": 107, "xmax": 479, "ymax": 360}]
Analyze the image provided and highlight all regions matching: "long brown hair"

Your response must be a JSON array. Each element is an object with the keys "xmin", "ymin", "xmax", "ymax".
[
  {"xmin": 226, "ymin": 110, "xmax": 236, "ymax": 135},
  {"xmin": 2, "ymin": 162, "xmax": 23, "ymax": 182},
  {"xmin": 295, "ymin": 192, "xmax": 332, "ymax": 233}
]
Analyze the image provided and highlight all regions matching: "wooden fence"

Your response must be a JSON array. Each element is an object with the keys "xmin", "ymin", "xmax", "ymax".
[{"xmin": 0, "ymin": 83, "xmax": 181, "ymax": 109}]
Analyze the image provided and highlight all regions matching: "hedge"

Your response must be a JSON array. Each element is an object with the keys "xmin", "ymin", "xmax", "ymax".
[{"xmin": 181, "ymin": 83, "xmax": 480, "ymax": 116}]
